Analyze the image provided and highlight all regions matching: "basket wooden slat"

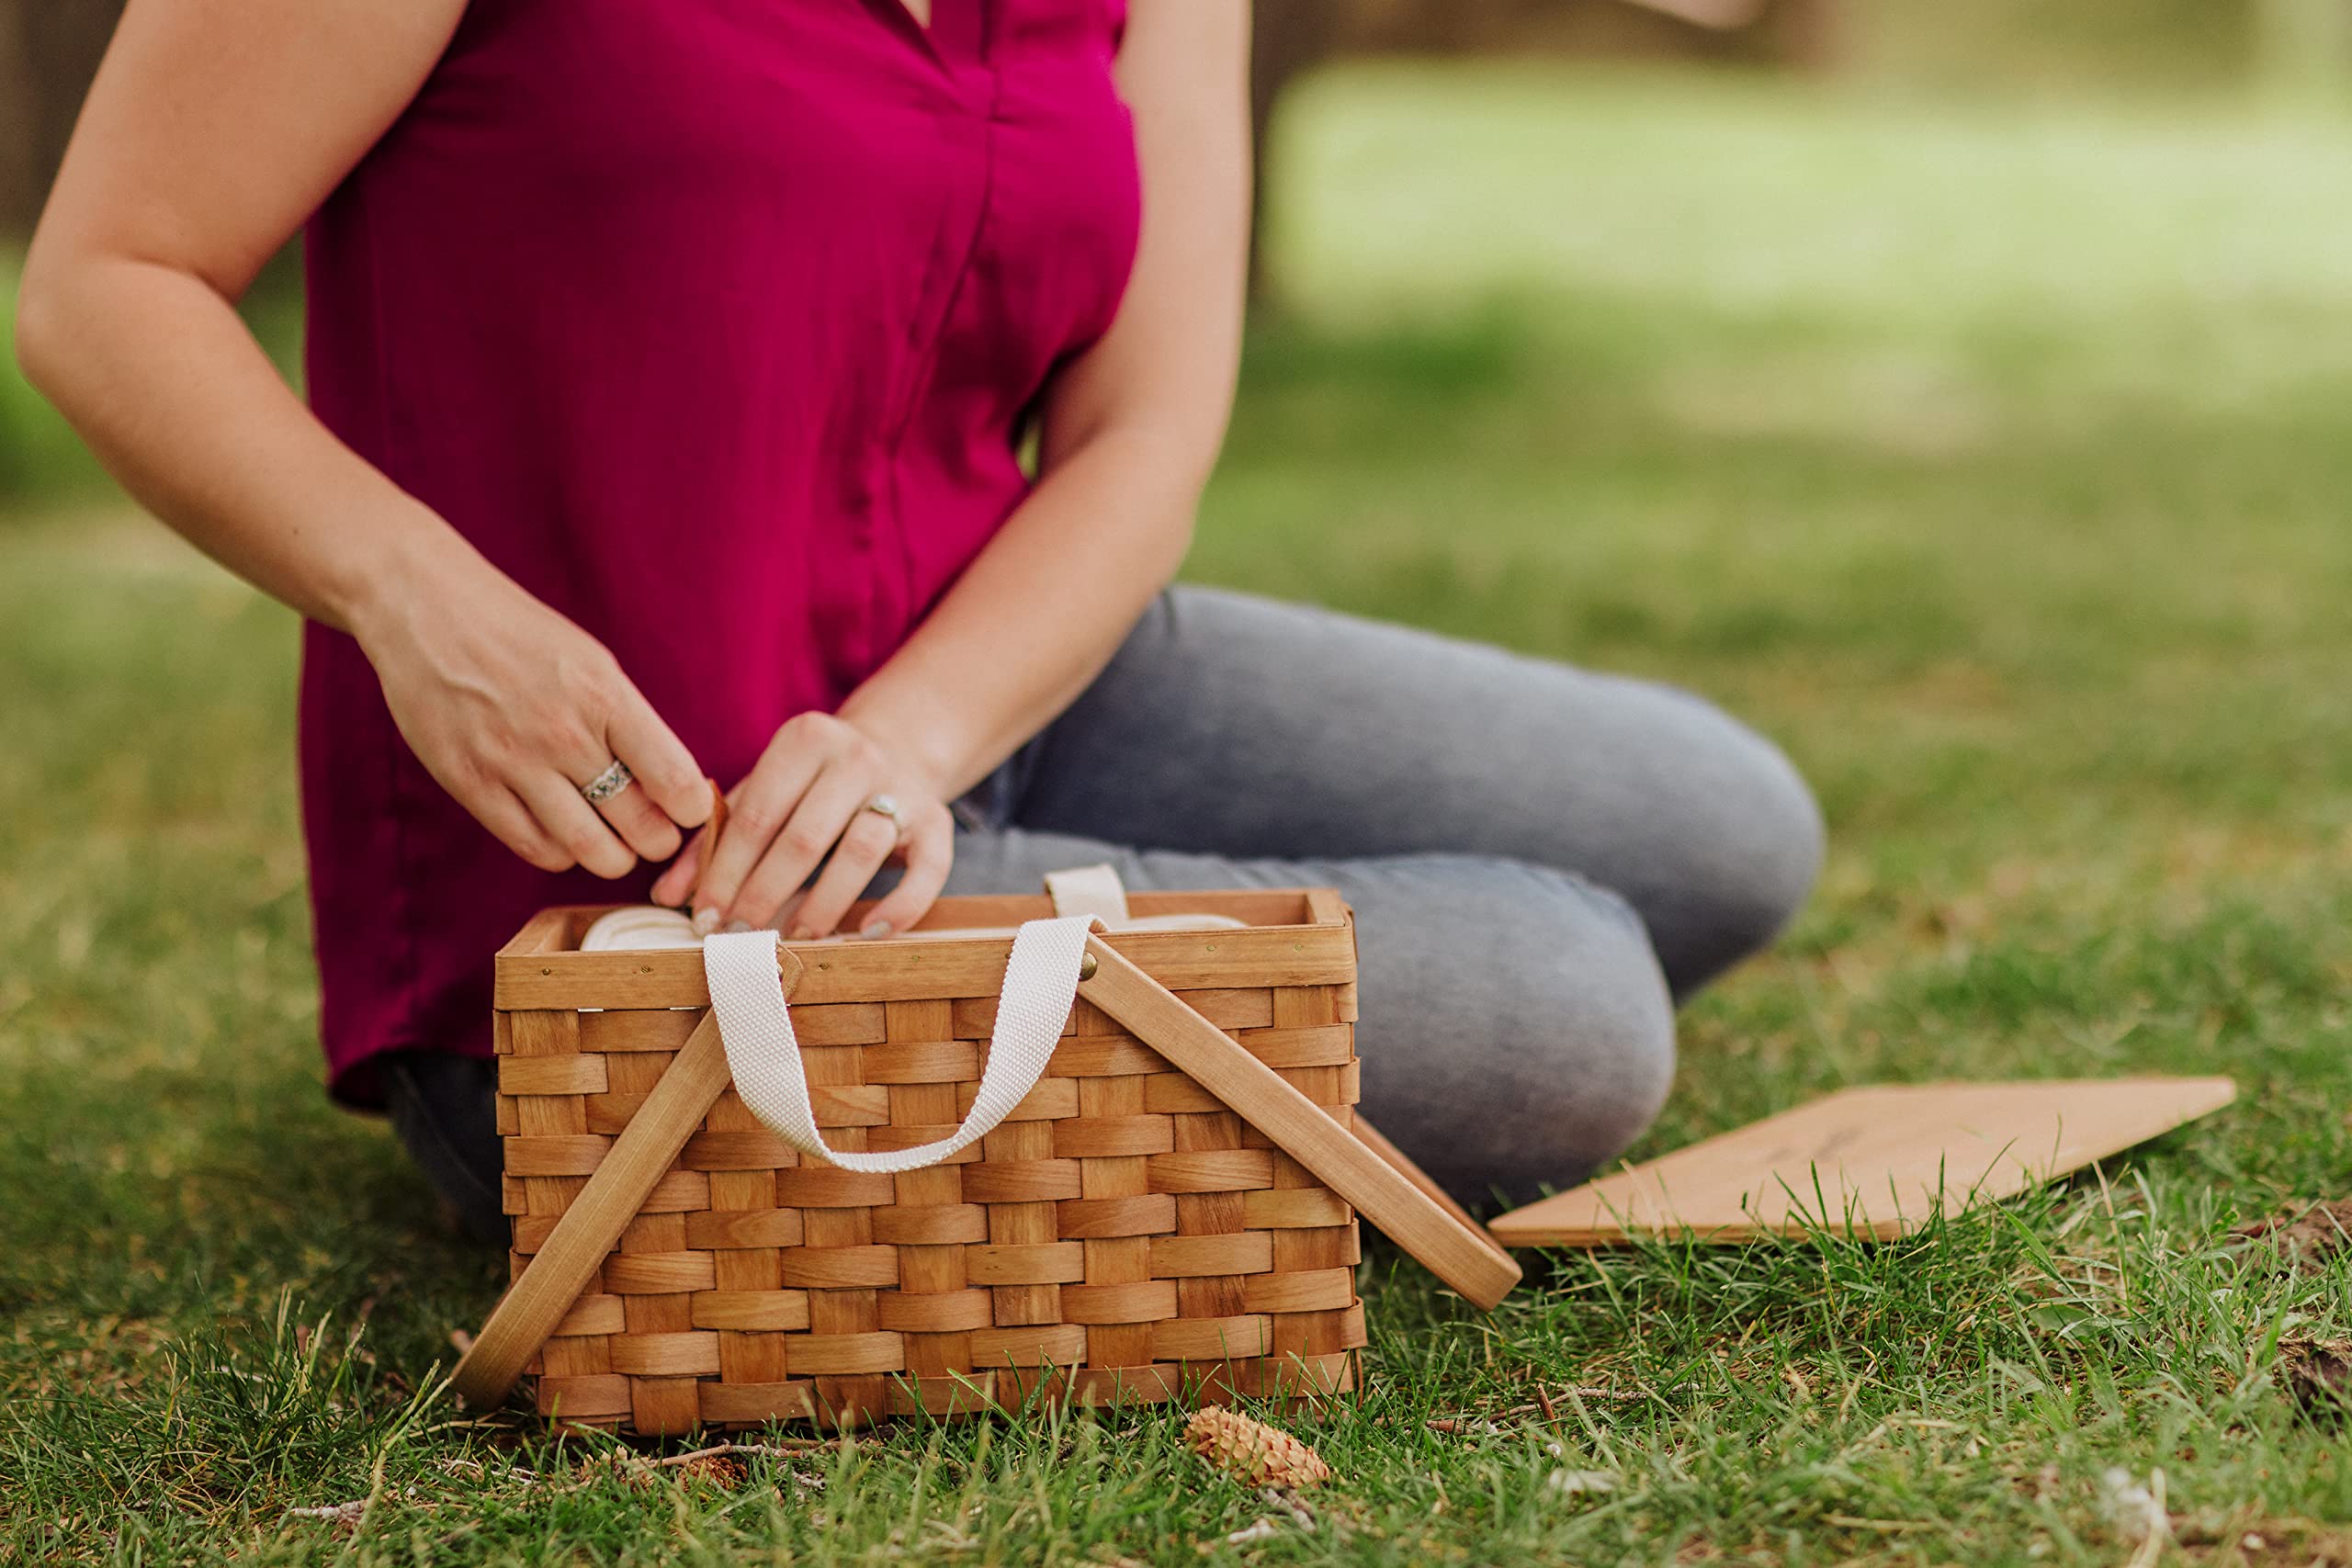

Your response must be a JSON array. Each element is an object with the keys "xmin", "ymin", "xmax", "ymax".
[{"xmin": 466, "ymin": 888, "xmax": 1512, "ymax": 1434}]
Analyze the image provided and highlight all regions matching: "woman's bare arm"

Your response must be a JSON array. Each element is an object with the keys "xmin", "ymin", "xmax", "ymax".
[
  {"xmin": 663, "ymin": 0, "xmax": 1251, "ymax": 937},
  {"xmin": 846, "ymin": 0, "xmax": 1252, "ymax": 787},
  {"xmin": 17, "ymin": 0, "xmax": 461, "ymax": 629},
  {"xmin": 16, "ymin": 0, "xmax": 708, "ymax": 874}
]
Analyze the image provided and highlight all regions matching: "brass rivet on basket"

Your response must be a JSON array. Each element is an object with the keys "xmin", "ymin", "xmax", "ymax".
[{"xmin": 1078, "ymin": 952, "xmax": 1098, "ymax": 982}]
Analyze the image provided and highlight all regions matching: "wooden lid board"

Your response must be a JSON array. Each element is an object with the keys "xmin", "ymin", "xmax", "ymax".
[{"xmin": 1487, "ymin": 1077, "xmax": 2236, "ymax": 1247}]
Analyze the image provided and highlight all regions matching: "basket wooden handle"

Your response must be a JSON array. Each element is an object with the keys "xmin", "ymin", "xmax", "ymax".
[
  {"xmin": 1077, "ymin": 934, "xmax": 1524, "ymax": 1310},
  {"xmin": 450, "ymin": 948, "xmax": 806, "ymax": 1412}
]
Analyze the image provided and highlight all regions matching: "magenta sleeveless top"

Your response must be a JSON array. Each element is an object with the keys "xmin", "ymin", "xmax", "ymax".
[{"xmin": 300, "ymin": 0, "xmax": 1140, "ymax": 1104}]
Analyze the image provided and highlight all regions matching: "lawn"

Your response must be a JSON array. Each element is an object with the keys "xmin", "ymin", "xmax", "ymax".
[{"xmin": 8, "ymin": 63, "xmax": 2352, "ymax": 1564}]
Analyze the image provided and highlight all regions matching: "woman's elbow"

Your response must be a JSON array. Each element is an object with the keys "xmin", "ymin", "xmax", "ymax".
[
  {"xmin": 12, "ymin": 262, "xmax": 62, "ymax": 399},
  {"xmin": 11, "ymin": 235, "xmax": 91, "ymax": 405}
]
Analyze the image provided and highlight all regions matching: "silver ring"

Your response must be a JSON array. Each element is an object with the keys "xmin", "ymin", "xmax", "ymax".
[
  {"xmin": 580, "ymin": 759, "xmax": 633, "ymax": 804},
  {"xmin": 861, "ymin": 793, "xmax": 904, "ymax": 835}
]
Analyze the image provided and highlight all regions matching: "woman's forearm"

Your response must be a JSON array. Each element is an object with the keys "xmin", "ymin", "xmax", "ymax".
[
  {"xmin": 836, "ymin": 424, "xmax": 1207, "ymax": 801},
  {"xmin": 15, "ymin": 253, "xmax": 482, "ymax": 633},
  {"xmin": 15, "ymin": 0, "xmax": 480, "ymax": 633},
  {"xmin": 17, "ymin": 248, "xmax": 711, "ymax": 873},
  {"xmin": 15, "ymin": 0, "xmax": 714, "ymax": 875}
]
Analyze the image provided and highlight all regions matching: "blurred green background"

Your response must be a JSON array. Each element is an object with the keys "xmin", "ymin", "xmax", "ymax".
[
  {"xmin": 7, "ymin": 0, "xmax": 2352, "ymax": 506},
  {"xmin": 11, "ymin": 5, "xmax": 2352, "ymax": 1562}
]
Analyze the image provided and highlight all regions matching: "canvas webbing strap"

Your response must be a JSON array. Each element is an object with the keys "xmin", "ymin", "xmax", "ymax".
[{"xmin": 704, "ymin": 918, "xmax": 1092, "ymax": 1173}]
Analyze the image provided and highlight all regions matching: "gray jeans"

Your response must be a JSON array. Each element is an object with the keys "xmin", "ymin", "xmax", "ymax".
[{"xmin": 388, "ymin": 587, "xmax": 1822, "ymax": 1239}]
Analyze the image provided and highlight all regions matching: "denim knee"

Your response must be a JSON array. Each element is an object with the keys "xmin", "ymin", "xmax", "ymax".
[
  {"xmin": 1351, "ymin": 858, "xmax": 1676, "ymax": 1206},
  {"xmin": 1736, "ymin": 735, "xmax": 1826, "ymax": 941},
  {"xmin": 1489, "ymin": 866, "xmax": 1678, "ymax": 1194},
  {"xmin": 1650, "ymin": 714, "xmax": 1826, "ymax": 996}
]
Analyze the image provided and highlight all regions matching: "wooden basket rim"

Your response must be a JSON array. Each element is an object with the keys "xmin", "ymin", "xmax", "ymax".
[
  {"xmin": 492, "ymin": 889, "xmax": 1358, "ymax": 1012},
  {"xmin": 502, "ymin": 886, "xmax": 1353, "ymax": 961}
]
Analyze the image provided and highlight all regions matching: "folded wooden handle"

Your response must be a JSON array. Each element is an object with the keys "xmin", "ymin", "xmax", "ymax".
[{"xmin": 1078, "ymin": 935, "xmax": 1522, "ymax": 1309}]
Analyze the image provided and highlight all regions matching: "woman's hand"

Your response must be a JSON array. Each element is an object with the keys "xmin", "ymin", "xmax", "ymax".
[
  {"xmin": 650, "ymin": 712, "xmax": 955, "ymax": 940},
  {"xmin": 18, "ymin": 0, "xmax": 718, "ymax": 886},
  {"xmin": 354, "ymin": 549, "xmax": 711, "ymax": 876}
]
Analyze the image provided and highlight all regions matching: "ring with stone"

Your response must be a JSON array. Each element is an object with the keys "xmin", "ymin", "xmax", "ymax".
[
  {"xmin": 580, "ymin": 758, "xmax": 634, "ymax": 804},
  {"xmin": 861, "ymin": 793, "xmax": 905, "ymax": 837}
]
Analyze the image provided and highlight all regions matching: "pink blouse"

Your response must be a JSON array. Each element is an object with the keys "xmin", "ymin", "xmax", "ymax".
[{"xmin": 300, "ymin": 0, "xmax": 1140, "ymax": 1103}]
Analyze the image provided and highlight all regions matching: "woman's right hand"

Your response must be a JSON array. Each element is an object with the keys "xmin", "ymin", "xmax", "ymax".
[{"xmin": 352, "ymin": 547, "xmax": 710, "ymax": 877}]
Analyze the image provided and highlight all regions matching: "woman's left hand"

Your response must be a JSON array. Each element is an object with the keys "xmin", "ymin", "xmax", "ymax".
[{"xmin": 650, "ymin": 712, "xmax": 955, "ymax": 940}]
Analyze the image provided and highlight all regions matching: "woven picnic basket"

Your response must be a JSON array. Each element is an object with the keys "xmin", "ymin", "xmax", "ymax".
[{"xmin": 452, "ymin": 875, "xmax": 1521, "ymax": 1434}]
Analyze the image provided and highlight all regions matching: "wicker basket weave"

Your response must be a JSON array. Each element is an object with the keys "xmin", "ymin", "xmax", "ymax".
[{"xmin": 456, "ymin": 887, "xmax": 1518, "ymax": 1435}]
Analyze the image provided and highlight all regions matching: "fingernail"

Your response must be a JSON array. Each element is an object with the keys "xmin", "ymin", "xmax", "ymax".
[
  {"xmin": 860, "ymin": 919, "xmax": 894, "ymax": 941},
  {"xmin": 723, "ymin": 919, "xmax": 753, "ymax": 935},
  {"xmin": 690, "ymin": 907, "xmax": 721, "ymax": 936},
  {"xmin": 786, "ymin": 925, "xmax": 817, "ymax": 942}
]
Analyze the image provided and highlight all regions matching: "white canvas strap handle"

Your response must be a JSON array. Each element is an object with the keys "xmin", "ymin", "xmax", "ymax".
[{"xmin": 701, "ymin": 917, "xmax": 1094, "ymax": 1174}]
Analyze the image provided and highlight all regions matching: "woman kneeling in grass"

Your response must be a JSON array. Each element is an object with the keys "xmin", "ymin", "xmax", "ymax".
[{"xmin": 16, "ymin": 0, "xmax": 1821, "ymax": 1236}]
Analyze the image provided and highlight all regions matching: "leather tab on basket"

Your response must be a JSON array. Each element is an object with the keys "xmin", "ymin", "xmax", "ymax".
[{"xmin": 1044, "ymin": 863, "xmax": 1131, "ymax": 923}]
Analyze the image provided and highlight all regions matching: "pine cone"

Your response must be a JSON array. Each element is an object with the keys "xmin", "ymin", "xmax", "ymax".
[{"xmin": 1184, "ymin": 1405, "xmax": 1331, "ymax": 1489}]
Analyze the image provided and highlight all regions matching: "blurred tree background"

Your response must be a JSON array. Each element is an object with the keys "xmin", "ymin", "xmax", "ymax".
[
  {"xmin": 1, "ymin": 0, "xmax": 2337, "ymax": 240},
  {"xmin": 4, "ymin": 0, "xmax": 2348, "ymax": 494},
  {"xmin": 1, "ymin": 0, "xmax": 2340, "ymax": 237}
]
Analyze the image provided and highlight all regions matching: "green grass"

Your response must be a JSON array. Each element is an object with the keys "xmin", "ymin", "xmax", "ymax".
[{"xmin": 10, "ymin": 63, "xmax": 2352, "ymax": 1563}]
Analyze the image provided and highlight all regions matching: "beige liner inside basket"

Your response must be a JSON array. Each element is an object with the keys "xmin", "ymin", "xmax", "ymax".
[
  {"xmin": 580, "ymin": 908, "xmax": 1243, "ymax": 951},
  {"xmin": 578, "ymin": 863, "xmax": 1249, "ymax": 952}
]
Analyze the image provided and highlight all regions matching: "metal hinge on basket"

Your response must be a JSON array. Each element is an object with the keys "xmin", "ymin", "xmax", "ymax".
[{"xmin": 454, "ymin": 897, "xmax": 1521, "ymax": 1417}]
